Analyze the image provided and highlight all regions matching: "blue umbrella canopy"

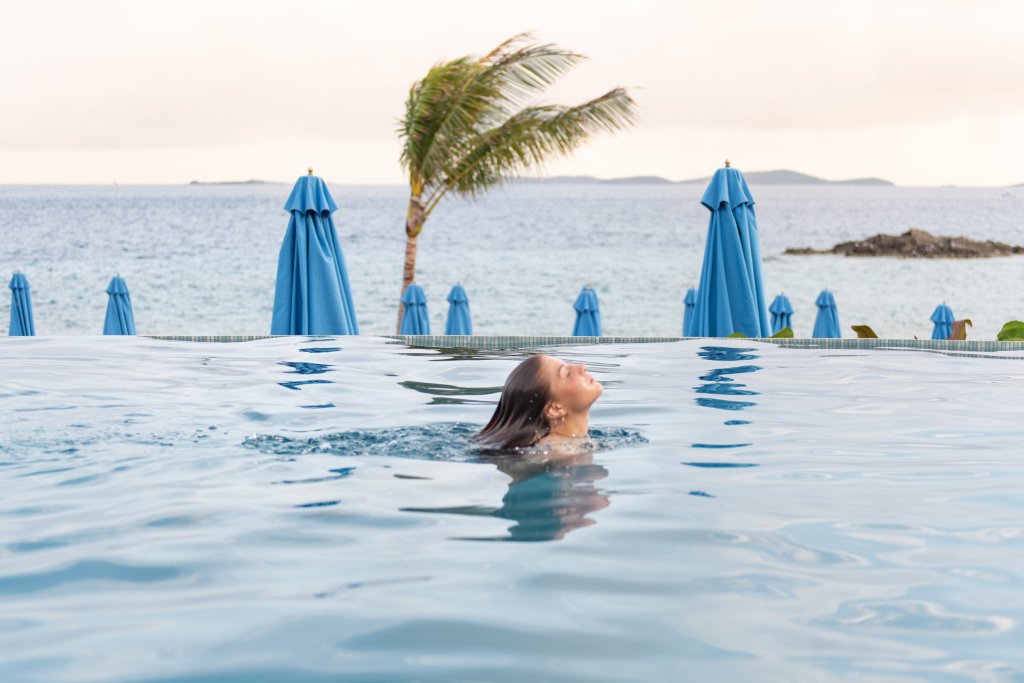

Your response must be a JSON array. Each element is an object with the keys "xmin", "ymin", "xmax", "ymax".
[
  {"xmin": 769, "ymin": 293, "xmax": 793, "ymax": 335},
  {"xmin": 444, "ymin": 284, "xmax": 472, "ymax": 335},
  {"xmin": 812, "ymin": 290, "xmax": 841, "ymax": 338},
  {"xmin": 693, "ymin": 164, "xmax": 770, "ymax": 337},
  {"xmin": 400, "ymin": 283, "xmax": 430, "ymax": 334},
  {"xmin": 8, "ymin": 272, "xmax": 35, "ymax": 336},
  {"xmin": 572, "ymin": 286, "xmax": 602, "ymax": 336},
  {"xmin": 682, "ymin": 287, "xmax": 698, "ymax": 336},
  {"xmin": 103, "ymin": 276, "xmax": 137, "ymax": 335},
  {"xmin": 271, "ymin": 171, "xmax": 359, "ymax": 335},
  {"xmin": 930, "ymin": 303, "xmax": 955, "ymax": 340}
]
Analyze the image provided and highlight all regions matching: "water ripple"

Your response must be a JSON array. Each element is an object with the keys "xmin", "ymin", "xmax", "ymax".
[
  {"xmin": 0, "ymin": 560, "xmax": 185, "ymax": 595},
  {"xmin": 1, "ymin": 336, "xmax": 1023, "ymax": 681},
  {"xmin": 244, "ymin": 424, "xmax": 647, "ymax": 461},
  {"xmin": 826, "ymin": 600, "xmax": 1015, "ymax": 634}
]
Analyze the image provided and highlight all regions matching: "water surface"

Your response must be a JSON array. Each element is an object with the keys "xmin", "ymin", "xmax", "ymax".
[
  {"xmin": 1, "ymin": 336, "xmax": 1022, "ymax": 681},
  {"xmin": 2, "ymin": 183, "xmax": 1022, "ymax": 338}
]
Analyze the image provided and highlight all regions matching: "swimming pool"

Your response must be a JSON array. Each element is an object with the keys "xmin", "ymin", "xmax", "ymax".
[{"xmin": 1, "ymin": 336, "xmax": 1022, "ymax": 681}]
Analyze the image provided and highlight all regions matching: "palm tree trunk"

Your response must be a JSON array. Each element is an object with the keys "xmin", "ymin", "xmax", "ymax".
[{"xmin": 396, "ymin": 194, "xmax": 427, "ymax": 333}]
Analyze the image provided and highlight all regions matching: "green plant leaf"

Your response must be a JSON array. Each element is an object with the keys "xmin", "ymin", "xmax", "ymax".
[
  {"xmin": 398, "ymin": 34, "xmax": 637, "ymax": 212},
  {"xmin": 997, "ymin": 320, "xmax": 1024, "ymax": 341},
  {"xmin": 726, "ymin": 332, "xmax": 748, "ymax": 338},
  {"xmin": 395, "ymin": 34, "xmax": 639, "ymax": 330},
  {"xmin": 948, "ymin": 319, "xmax": 972, "ymax": 341},
  {"xmin": 770, "ymin": 327, "xmax": 793, "ymax": 338},
  {"xmin": 851, "ymin": 325, "xmax": 878, "ymax": 339}
]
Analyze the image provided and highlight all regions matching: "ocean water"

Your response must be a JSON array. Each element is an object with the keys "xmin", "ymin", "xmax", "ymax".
[
  {"xmin": 1, "ymin": 182, "xmax": 1022, "ymax": 339},
  {"xmin": 1, "ymin": 336, "xmax": 1022, "ymax": 682}
]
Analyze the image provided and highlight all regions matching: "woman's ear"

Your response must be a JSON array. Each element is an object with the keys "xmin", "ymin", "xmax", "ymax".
[{"xmin": 544, "ymin": 402, "xmax": 566, "ymax": 421}]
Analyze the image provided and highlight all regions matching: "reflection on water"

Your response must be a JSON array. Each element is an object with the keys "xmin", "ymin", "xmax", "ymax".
[
  {"xmin": 693, "ymin": 346, "xmax": 762, "ymax": 419},
  {"xmin": 278, "ymin": 379, "xmax": 333, "ymax": 391},
  {"xmin": 695, "ymin": 397, "xmax": 758, "ymax": 410},
  {"xmin": 688, "ymin": 347, "xmax": 764, "ymax": 478},
  {"xmin": 404, "ymin": 452, "xmax": 610, "ymax": 542},
  {"xmin": 693, "ymin": 347, "xmax": 762, "ymax": 413},
  {"xmin": 276, "ymin": 466, "xmax": 356, "ymax": 486},
  {"xmin": 279, "ymin": 361, "xmax": 333, "ymax": 375},
  {"xmin": 697, "ymin": 347, "xmax": 760, "ymax": 362},
  {"xmin": 398, "ymin": 381, "xmax": 501, "ymax": 397},
  {"xmin": 247, "ymin": 422, "xmax": 644, "ymax": 541},
  {"xmin": 400, "ymin": 380, "xmax": 502, "ymax": 406},
  {"xmin": 278, "ymin": 355, "xmax": 336, "ymax": 400}
]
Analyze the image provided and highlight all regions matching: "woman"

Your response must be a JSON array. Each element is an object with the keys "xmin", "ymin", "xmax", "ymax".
[{"xmin": 473, "ymin": 354, "xmax": 603, "ymax": 451}]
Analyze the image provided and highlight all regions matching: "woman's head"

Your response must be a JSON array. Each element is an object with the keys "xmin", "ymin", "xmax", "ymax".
[
  {"xmin": 474, "ymin": 354, "xmax": 602, "ymax": 450},
  {"xmin": 534, "ymin": 354, "xmax": 603, "ymax": 421}
]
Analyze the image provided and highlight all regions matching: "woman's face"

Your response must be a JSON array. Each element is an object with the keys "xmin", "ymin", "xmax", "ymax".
[{"xmin": 539, "ymin": 355, "xmax": 603, "ymax": 413}]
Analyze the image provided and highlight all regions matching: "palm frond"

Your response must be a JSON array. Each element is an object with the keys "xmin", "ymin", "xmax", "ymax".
[
  {"xmin": 484, "ymin": 42, "xmax": 586, "ymax": 107},
  {"xmin": 399, "ymin": 37, "xmax": 589, "ymax": 191},
  {"xmin": 398, "ymin": 57, "xmax": 476, "ymax": 189},
  {"xmin": 424, "ymin": 88, "xmax": 637, "ymax": 212}
]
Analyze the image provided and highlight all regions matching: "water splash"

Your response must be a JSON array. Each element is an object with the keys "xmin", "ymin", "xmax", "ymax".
[{"xmin": 243, "ymin": 424, "xmax": 648, "ymax": 461}]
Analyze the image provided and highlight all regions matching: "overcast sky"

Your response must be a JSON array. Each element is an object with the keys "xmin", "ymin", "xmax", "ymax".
[{"xmin": 1, "ymin": 0, "xmax": 1022, "ymax": 186}]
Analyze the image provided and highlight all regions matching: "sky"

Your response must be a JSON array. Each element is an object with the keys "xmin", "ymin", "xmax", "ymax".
[{"xmin": 1, "ymin": 0, "xmax": 1022, "ymax": 186}]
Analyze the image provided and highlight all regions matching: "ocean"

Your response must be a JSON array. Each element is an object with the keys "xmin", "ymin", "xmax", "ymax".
[{"xmin": 1, "ymin": 182, "xmax": 1022, "ymax": 339}]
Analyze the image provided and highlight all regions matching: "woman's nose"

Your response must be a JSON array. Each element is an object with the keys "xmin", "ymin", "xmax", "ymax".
[{"xmin": 575, "ymin": 363, "xmax": 587, "ymax": 374}]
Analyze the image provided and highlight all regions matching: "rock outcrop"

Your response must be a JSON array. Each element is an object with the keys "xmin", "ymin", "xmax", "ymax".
[{"xmin": 785, "ymin": 229, "xmax": 1024, "ymax": 258}]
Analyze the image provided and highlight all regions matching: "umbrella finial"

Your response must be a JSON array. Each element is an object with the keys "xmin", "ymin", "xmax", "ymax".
[
  {"xmin": 724, "ymin": 159, "xmax": 731, "ymax": 168},
  {"xmin": 307, "ymin": 166, "xmax": 314, "ymax": 176}
]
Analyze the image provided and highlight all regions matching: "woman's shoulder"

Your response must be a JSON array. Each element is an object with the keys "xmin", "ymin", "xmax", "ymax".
[{"xmin": 532, "ymin": 435, "xmax": 597, "ymax": 457}]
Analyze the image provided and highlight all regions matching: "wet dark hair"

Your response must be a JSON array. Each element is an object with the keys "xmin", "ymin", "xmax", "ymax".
[{"xmin": 473, "ymin": 355, "xmax": 552, "ymax": 450}]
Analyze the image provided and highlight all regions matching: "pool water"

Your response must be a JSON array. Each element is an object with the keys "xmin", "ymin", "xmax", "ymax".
[{"xmin": 1, "ymin": 336, "xmax": 1022, "ymax": 682}]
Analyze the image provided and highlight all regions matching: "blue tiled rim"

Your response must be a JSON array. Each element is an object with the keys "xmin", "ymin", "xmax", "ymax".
[{"xmin": 144, "ymin": 335, "xmax": 1024, "ymax": 357}]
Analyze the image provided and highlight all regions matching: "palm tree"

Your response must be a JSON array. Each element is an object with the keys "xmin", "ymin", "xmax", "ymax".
[{"xmin": 395, "ymin": 33, "xmax": 638, "ymax": 332}]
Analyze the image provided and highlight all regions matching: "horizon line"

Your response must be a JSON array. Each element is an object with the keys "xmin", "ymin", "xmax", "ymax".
[{"xmin": 1, "ymin": 179, "xmax": 1022, "ymax": 189}]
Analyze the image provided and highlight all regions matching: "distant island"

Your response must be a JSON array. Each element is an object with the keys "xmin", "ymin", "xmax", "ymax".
[
  {"xmin": 520, "ymin": 169, "xmax": 895, "ymax": 186},
  {"xmin": 785, "ymin": 229, "xmax": 1024, "ymax": 258},
  {"xmin": 188, "ymin": 179, "xmax": 282, "ymax": 186}
]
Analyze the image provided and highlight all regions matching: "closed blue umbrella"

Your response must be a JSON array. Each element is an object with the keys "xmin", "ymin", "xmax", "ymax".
[
  {"xmin": 682, "ymin": 287, "xmax": 697, "ymax": 336},
  {"xmin": 444, "ymin": 284, "xmax": 472, "ymax": 335},
  {"xmin": 812, "ymin": 290, "xmax": 841, "ymax": 338},
  {"xmin": 572, "ymin": 286, "xmax": 602, "ymax": 336},
  {"xmin": 930, "ymin": 303, "xmax": 954, "ymax": 340},
  {"xmin": 103, "ymin": 276, "xmax": 136, "ymax": 335},
  {"xmin": 769, "ymin": 293, "xmax": 793, "ymax": 335},
  {"xmin": 271, "ymin": 169, "xmax": 359, "ymax": 335},
  {"xmin": 400, "ymin": 283, "xmax": 430, "ymax": 334},
  {"xmin": 8, "ymin": 272, "xmax": 35, "ymax": 336},
  {"xmin": 693, "ymin": 163, "xmax": 771, "ymax": 337}
]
